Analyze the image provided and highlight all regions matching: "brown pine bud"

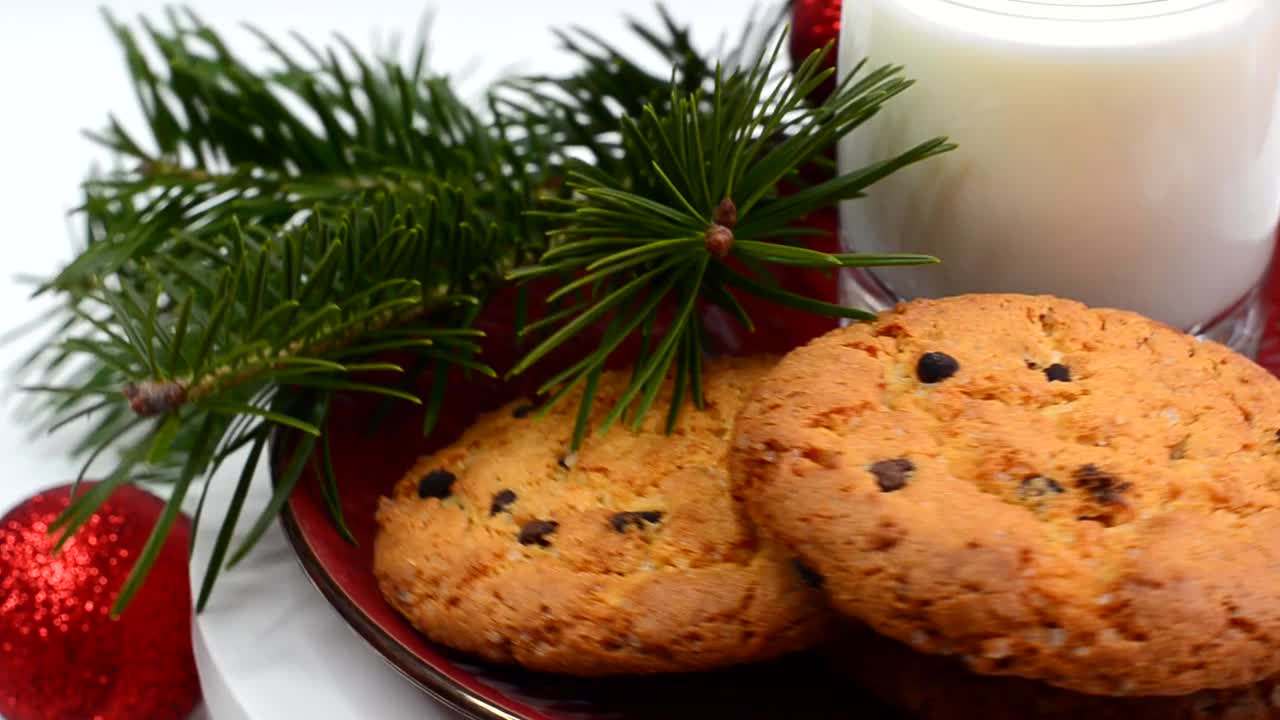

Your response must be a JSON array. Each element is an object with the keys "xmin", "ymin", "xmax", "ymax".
[
  {"xmin": 122, "ymin": 380, "xmax": 187, "ymax": 417},
  {"xmin": 704, "ymin": 224, "xmax": 734, "ymax": 258},
  {"xmin": 713, "ymin": 197, "xmax": 738, "ymax": 229}
]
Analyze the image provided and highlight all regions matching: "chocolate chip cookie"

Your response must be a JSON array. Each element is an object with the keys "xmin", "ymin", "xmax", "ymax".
[
  {"xmin": 731, "ymin": 294, "xmax": 1280, "ymax": 696},
  {"xmin": 374, "ymin": 356, "xmax": 830, "ymax": 675}
]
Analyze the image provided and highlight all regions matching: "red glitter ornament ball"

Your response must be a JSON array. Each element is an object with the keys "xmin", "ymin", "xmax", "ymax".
[
  {"xmin": 790, "ymin": 0, "xmax": 843, "ymax": 103},
  {"xmin": 0, "ymin": 483, "xmax": 200, "ymax": 720}
]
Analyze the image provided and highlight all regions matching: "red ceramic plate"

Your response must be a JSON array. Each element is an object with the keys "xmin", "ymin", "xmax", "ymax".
[{"xmin": 280, "ymin": 246, "xmax": 1280, "ymax": 719}]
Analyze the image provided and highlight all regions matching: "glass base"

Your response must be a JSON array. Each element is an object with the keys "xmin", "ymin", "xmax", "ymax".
[
  {"xmin": 1188, "ymin": 280, "xmax": 1267, "ymax": 360},
  {"xmin": 838, "ymin": 269, "xmax": 1270, "ymax": 360}
]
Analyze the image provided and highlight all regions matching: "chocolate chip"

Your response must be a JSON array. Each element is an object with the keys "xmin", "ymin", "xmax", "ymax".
[
  {"xmin": 609, "ymin": 511, "xmax": 664, "ymax": 533},
  {"xmin": 916, "ymin": 352, "xmax": 959, "ymax": 383},
  {"xmin": 1073, "ymin": 464, "xmax": 1131, "ymax": 505},
  {"xmin": 1044, "ymin": 363, "xmax": 1071, "ymax": 382},
  {"xmin": 792, "ymin": 559, "xmax": 825, "ymax": 590},
  {"xmin": 870, "ymin": 458, "xmax": 915, "ymax": 492},
  {"xmin": 417, "ymin": 469, "xmax": 456, "ymax": 499},
  {"xmin": 518, "ymin": 520, "xmax": 559, "ymax": 547},
  {"xmin": 512, "ymin": 404, "xmax": 534, "ymax": 419},
  {"xmin": 489, "ymin": 489, "xmax": 517, "ymax": 516},
  {"xmin": 1018, "ymin": 475, "xmax": 1064, "ymax": 499}
]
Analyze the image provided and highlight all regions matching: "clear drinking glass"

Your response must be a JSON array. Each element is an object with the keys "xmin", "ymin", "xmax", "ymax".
[{"xmin": 836, "ymin": 0, "xmax": 1280, "ymax": 357}]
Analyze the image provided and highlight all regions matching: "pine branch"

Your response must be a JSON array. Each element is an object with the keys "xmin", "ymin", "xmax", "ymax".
[
  {"xmin": 507, "ymin": 37, "xmax": 954, "ymax": 438},
  {"xmin": 26, "ymin": 188, "xmax": 502, "ymax": 617},
  {"xmin": 10, "ymin": 4, "xmax": 954, "ymax": 615},
  {"xmin": 50, "ymin": 6, "xmax": 535, "ymax": 297},
  {"xmin": 494, "ymin": 4, "xmax": 787, "ymax": 199},
  {"xmin": 16, "ymin": 8, "xmax": 547, "ymax": 458}
]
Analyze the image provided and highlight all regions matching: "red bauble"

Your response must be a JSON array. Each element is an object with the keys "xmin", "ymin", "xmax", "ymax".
[
  {"xmin": 790, "ymin": 0, "xmax": 843, "ymax": 103},
  {"xmin": 0, "ymin": 483, "xmax": 200, "ymax": 720}
]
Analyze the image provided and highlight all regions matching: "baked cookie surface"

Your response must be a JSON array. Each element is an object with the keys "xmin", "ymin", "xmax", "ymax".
[
  {"xmin": 731, "ymin": 294, "xmax": 1280, "ymax": 696},
  {"xmin": 374, "ymin": 356, "xmax": 829, "ymax": 675}
]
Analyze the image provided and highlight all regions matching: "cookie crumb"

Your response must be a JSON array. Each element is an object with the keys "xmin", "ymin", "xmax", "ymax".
[
  {"xmin": 981, "ymin": 637, "xmax": 1013, "ymax": 659},
  {"xmin": 1045, "ymin": 627, "xmax": 1067, "ymax": 648},
  {"xmin": 1018, "ymin": 475, "xmax": 1064, "ymax": 500}
]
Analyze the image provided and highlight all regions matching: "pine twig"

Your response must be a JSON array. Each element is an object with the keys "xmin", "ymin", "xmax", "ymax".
[
  {"xmin": 25, "ymin": 189, "xmax": 501, "ymax": 617},
  {"xmin": 10, "ymin": 4, "xmax": 955, "ymax": 615},
  {"xmin": 507, "ymin": 37, "xmax": 953, "ymax": 442}
]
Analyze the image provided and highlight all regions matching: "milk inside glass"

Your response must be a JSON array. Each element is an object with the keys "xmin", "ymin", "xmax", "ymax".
[{"xmin": 837, "ymin": 0, "xmax": 1280, "ymax": 348}]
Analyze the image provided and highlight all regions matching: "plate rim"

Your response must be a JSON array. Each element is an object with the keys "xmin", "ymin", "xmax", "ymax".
[{"xmin": 273, "ymin": 432, "xmax": 525, "ymax": 720}]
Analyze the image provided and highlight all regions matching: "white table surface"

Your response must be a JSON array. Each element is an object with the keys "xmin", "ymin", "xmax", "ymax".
[{"xmin": 0, "ymin": 2, "xmax": 740, "ymax": 718}]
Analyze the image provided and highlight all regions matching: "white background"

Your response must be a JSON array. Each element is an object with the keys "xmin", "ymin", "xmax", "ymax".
[{"xmin": 0, "ymin": 2, "xmax": 746, "ymax": 718}]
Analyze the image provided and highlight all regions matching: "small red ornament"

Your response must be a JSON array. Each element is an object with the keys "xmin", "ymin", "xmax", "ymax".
[
  {"xmin": 790, "ymin": 0, "xmax": 843, "ymax": 103},
  {"xmin": 0, "ymin": 483, "xmax": 200, "ymax": 720}
]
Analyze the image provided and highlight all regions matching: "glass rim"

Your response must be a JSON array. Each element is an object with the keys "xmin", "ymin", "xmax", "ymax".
[
  {"xmin": 853, "ymin": 0, "xmax": 1275, "ymax": 50},
  {"xmin": 930, "ymin": 0, "xmax": 1230, "ymax": 23}
]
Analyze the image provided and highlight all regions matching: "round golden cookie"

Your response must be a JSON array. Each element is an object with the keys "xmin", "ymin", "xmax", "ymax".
[
  {"xmin": 374, "ymin": 355, "xmax": 830, "ymax": 675},
  {"xmin": 829, "ymin": 625, "xmax": 1280, "ymax": 720},
  {"xmin": 730, "ymin": 294, "xmax": 1280, "ymax": 697}
]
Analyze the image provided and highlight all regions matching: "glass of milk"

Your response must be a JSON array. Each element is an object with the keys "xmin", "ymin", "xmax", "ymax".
[{"xmin": 837, "ymin": 0, "xmax": 1280, "ymax": 356}]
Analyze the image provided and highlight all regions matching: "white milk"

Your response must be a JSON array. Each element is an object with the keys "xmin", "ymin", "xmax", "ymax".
[{"xmin": 838, "ymin": 0, "xmax": 1280, "ymax": 330}]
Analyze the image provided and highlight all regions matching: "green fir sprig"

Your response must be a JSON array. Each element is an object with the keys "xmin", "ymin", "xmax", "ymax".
[
  {"xmin": 30, "ymin": 188, "xmax": 505, "ymax": 612},
  {"xmin": 508, "ymin": 35, "xmax": 950, "ymax": 444},
  {"xmin": 13, "ymin": 4, "xmax": 953, "ymax": 615},
  {"xmin": 49, "ymin": 7, "xmax": 537, "ymax": 295},
  {"xmin": 495, "ymin": 4, "xmax": 787, "ymax": 182}
]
